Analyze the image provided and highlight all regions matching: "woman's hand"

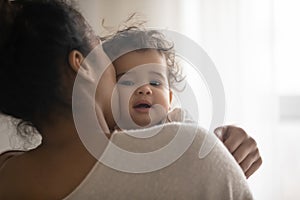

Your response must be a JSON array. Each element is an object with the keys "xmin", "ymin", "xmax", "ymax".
[{"xmin": 214, "ymin": 126, "xmax": 262, "ymax": 178}]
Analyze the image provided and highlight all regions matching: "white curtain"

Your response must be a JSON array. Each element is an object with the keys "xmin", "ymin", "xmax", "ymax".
[{"xmin": 180, "ymin": 0, "xmax": 300, "ymax": 199}]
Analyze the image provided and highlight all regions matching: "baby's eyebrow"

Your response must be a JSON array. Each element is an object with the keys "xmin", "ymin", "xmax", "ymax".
[
  {"xmin": 116, "ymin": 71, "xmax": 135, "ymax": 80},
  {"xmin": 150, "ymin": 71, "xmax": 167, "ymax": 79},
  {"xmin": 116, "ymin": 70, "xmax": 166, "ymax": 80}
]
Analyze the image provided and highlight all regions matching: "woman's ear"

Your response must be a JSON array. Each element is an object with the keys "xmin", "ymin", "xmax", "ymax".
[
  {"xmin": 68, "ymin": 50, "xmax": 95, "ymax": 83},
  {"xmin": 169, "ymin": 90, "xmax": 173, "ymax": 110}
]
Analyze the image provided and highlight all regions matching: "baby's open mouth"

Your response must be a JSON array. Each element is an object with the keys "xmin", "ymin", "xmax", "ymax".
[
  {"xmin": 134, "ymin": 103, "xmax": 151, "ymax": 108},
  {"xmin": 133, "ymin": 101, "xmax": 152, "ymax": 113}
]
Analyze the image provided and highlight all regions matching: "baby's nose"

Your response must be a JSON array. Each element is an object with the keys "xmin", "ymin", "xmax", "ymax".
[{"xmin": 136, "ymin": 85, "xmax": 152, "ymax": 95}]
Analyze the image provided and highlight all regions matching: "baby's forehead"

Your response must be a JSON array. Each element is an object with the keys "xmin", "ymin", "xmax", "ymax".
[
  {"xmin": 120, "ymin": 49, "xmax": 166, "ymax": 64},
  {"xmin": 114, "ymin": 49, "xmax": 168, "ymax": 73},
  {"xmin": 120, "ymin": 64, "xmax": 169, "ymax": 78}
]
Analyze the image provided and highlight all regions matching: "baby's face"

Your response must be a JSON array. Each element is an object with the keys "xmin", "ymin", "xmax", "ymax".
[{"xmin": 113, "ymin": 50, "xmax": 172, "ymax": 129}]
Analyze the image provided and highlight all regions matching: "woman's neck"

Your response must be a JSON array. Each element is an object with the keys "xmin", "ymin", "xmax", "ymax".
[{"xmin": 39, "ymin": 115, "xmax": 82, "ymax": 148}]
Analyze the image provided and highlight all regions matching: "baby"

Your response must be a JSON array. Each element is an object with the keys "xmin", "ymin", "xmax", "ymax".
[
  {"xmin": 102, "ymin": 27, "xmax": 262, "ymax": 178},
  {"xmin": 103, "ymin": 28, "xmax": 187, "ymax": 130}
]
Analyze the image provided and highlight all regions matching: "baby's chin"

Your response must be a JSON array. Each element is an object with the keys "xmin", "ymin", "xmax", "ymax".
[{"xmin": 132, "ymin": 117, "xmax": 152, "ymax": 127}]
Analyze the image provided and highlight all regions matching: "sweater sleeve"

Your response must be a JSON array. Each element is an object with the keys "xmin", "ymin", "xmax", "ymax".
[{"xmin": 188, "ymin": 128, "xmax": 254, "ymax": 200}]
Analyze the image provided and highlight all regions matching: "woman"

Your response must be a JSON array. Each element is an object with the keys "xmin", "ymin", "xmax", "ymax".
[{"xmin": 0, "ymin": 0, "xmax": 253, "ymax": 199}]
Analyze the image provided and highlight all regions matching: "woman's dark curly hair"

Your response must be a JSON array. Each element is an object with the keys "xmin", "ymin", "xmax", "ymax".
[
  {"xmin": 101, "ymin": 23, "xmax": 185, "ymax": 88},
  {"xmin": 0, "ymin": 0, "xmax": 98, "ymax": 135}
]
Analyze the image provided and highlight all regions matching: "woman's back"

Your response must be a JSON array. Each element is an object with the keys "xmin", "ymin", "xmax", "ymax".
[{"xmin": 0, "ymin": 138, "xmax": 98, "ymax": 199}]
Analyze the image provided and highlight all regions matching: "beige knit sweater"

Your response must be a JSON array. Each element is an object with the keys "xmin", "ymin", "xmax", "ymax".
[{"xmin": 64, "ymin": 123, "xmax": 253, "ymax": 200}]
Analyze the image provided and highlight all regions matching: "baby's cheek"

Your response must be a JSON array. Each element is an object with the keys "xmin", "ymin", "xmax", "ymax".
[
  {"xmin": 163, "ymin": 91, "xmax": 172, "ymax": 109},
  {"xmin": 118, "ymin": 86, "xmax": 135, "ymax": 102}
]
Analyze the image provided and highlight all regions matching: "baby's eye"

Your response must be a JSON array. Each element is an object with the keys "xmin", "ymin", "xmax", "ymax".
[
  {"xmin": 149, "ymin": 80, "xmax": 161, "ymax": 86},
  {"xmin": 119, "ymin": 80, "xmax": 135, "ymax": 86}
]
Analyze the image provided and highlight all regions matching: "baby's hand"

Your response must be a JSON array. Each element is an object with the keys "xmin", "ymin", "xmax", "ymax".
[{"xmin": 214, "ymin": 126, "xmax": 262, "ymax": 178}]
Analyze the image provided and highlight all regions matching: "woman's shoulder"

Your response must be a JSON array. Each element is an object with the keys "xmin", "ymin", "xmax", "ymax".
[
  {"xmin": 111, "ymin": 122, "xmax": 208, "ymax": 147},
  {"xmin": 72, "ymin": 123, "xmax": 253, "ymax": 199},
  {"xmin": 115, "ymin": 122, "xmax": 207, "ymax": 135},
  {"xmin": 0, "ymin": 150, "xmax": 28, "ymax": 199},
  {"xmin": 0, "ymin": 150, "xmax": 25, "ymax": 168}
]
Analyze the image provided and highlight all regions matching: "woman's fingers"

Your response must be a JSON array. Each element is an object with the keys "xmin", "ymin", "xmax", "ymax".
[
  {"xmin": 232, "ymin": 137, "xmax": 257, "ymax": 164},
  {"xmin": 245, "ymin": 157, "xmax": 263, "ymax": 179},
  {"xmin": 214, "ymin": 125, "xmax": 262, "ymax": 178},
  {"xmin": 223, "ymin": 126, "xmax": 248, "ymax": 153},
  {"xmin": 239, "ymin": 148, "xmax": 261, "ymax": 171}
]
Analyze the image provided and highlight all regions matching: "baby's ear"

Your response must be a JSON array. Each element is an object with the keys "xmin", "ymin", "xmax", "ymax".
[{"xmin": 68, "ymin": 50, "xmax": 95, "ymax": 83}]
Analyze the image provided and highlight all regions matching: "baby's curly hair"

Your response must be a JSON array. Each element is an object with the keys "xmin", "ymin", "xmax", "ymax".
[{"xmin": 101, "ymin": 22, "xmax": 185, "ymax": 89}]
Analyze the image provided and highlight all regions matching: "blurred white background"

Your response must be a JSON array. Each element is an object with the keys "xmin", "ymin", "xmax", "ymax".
[{"xmin": 1, "ymin": 0, "xmax": 300, "ymax": 199}]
